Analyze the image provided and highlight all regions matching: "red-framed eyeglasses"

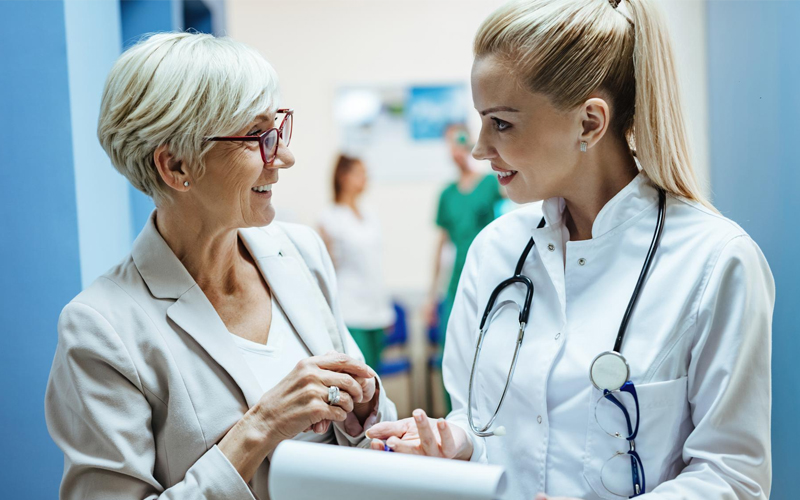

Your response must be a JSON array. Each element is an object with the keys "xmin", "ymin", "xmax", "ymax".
[{"xmin": 206, "ymin": 109, "xmax": 293, "ymax": 164}]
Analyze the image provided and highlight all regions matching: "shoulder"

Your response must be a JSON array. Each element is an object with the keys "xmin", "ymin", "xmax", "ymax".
[
  {"xmin": 267, "ymin": 221, "xmax": 329, "ymax": 269},
  {"xmin": 318, "ymin": 205, "xmax": 343, "ymax": 229},
  {"xmin": 667, "ymin": 195, "xmax": 764, "ymax": 263},
  {"xmin": 58, "ymin": 256, "xmax": 148, "ymax": 354},
  {"xmin": 467, "ymin": 202, "xmax": 544, "ymax": 259},
  {"xmin": 665, "ymin": 195, "xmax": 774, "ymax": 296}
]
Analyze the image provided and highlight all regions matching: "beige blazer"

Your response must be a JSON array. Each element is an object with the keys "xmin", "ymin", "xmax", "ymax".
[{"xmin": 45, "ymin": 213, "xmax": 397, "ymax": 499}]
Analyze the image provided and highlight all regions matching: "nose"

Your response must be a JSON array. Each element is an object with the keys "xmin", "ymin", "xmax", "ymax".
[
  {"xmin": 268, "ymin": 138, "xmax": 295, "ymax": 169},
  {"xmin": 471, "ymin": 125, "xmax": 495, "ymax": 161}
]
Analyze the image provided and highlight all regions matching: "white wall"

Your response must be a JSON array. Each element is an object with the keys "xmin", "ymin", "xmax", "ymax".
[{"xmin": 228, "ymin": 0, "xmax": 709, "ymax": 296}]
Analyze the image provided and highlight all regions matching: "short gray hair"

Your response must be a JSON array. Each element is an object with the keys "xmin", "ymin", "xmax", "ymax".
[{"xmin": 98, "ymin": 32, "xmax": 280, "ymax": 202}]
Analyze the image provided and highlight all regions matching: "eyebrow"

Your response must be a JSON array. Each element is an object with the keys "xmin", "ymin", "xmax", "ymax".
[{"xmin": 480, "ymin": 106, "xmax": 519, "ymax": 115}]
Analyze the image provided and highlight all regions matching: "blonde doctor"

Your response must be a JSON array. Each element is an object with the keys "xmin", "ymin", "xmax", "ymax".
[{"xmin": 367, "ymin": 0, "xmax": 775, "ymax": 499}]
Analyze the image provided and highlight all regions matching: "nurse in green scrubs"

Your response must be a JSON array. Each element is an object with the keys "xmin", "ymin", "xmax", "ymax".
[{"xmin": 424, "ymin": 124, "xmax": 504, "ymax": 410}]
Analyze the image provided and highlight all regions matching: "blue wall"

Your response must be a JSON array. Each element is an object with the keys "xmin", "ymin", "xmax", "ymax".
[
  {"xmin": 0, "ymin": 0, "xmax": 192, "ymax": 496},
  {"xmin": 0, "ymin": 1, "xmax": 82, "ymax": 497},
  {"xmin": 65, "ymin": 0, "xmax": 133, "ymax": 288},
  {"xmin": 708, "ymin": 2, "xmax": 800, "ymax": 498},
  {"xmin": 120, "ymin": 0, "xmax": 182, "ymax": 239}
]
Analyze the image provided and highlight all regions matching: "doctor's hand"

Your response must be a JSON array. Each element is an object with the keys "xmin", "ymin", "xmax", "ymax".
[{"xmin": 366, "ymin": 409, "xmax": 473, "ymax": 460}]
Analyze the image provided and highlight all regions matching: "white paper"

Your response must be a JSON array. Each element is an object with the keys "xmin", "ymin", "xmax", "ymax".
[{"xmin": 268, "ymin": 441, "xmax": 508, "ymax": 500}]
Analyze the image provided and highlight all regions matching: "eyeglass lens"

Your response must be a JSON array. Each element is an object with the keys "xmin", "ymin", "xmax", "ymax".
[
  {"xmin": 595, "ymin": 391, "xmax": 638, "ymax": 439},
  {"xmin": 601, "ymin": 450, "xmax": 644, "ymax": 497}
]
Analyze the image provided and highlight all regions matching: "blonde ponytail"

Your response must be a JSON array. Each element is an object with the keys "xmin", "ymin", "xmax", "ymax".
[
  {"xmin": 474, "ymin": 0, "xmax": 713, "ymax": 208},
  {"xmin": 625, "ymin": 0, "xmax": 712, "ymax": 208}
]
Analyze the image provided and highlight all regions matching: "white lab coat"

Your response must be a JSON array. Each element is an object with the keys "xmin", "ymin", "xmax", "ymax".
[{"xmin": 443, "ymin": 173, "xmax": 774, "ymax": 500}]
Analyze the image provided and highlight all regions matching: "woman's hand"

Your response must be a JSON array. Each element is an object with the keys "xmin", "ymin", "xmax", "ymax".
[
  {"xmin": 366, "ymin": 409, "xmax": 473, "ymax": 460},
  {"xmin": 255, "ymin": 351, "xmax": 376, "ymax": 441},
  {"xmin": 219, "ymin": 351, "xmax": 375, "ymax": 481}
]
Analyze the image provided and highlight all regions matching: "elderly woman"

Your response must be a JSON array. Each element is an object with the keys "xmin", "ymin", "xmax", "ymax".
[{"xmin": 45, "ymin": 33, "xmax": 396, "ymax": 499}]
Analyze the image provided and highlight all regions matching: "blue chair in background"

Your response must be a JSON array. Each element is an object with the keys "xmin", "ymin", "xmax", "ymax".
[{"xmin": 377, "ymin": 302, "xmax": 412, "ymax": 417}]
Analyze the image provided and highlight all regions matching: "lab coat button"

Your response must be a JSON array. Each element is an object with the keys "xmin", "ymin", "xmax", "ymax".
[
  {"xmin": 537, "ymin": 415, "xmax": 543, "ymax": 424},
  {"xmin": 578, "ymin": 258, "xmax": 586, "ymax": 266},
  {"xmin": 547, "ymin": 243, "xmax": 555, "ymax": 251}
]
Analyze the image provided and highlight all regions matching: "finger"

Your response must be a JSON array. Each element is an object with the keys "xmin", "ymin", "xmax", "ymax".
[
  {"xmin": 413, "ymin": 409, "xmax": 439, "ymax": 456},
  {"xmin": 324, "ymin": 404, "xmax": 348, "ymax": 422},
  {"xmin": 370, "ymin": 439, "xmax": 385, "ymax": 451},
  {"xmin": 319, "ymin": 370, "xmax": 364, "ymax": 403},
  {"xmin": 534, "ymin": 494, "xmax": 549, "ymax": 500},
  {"xmin": 386, "ymin": 436, "xmax": 422, "ymax": 455},
  {"xmin": 313, "ymin": 421, "xmax": 325, "ymax": 434},
  {"xmin": 321, "ymin": 420, "xmax": 332, "ymax": 434},
  {"xmin": 438, "ymin": 419, "xmax": 457, "ymax": 458},
  {"xmin": 315, "ymin": 352, "xmax": 376, "ymax": 379},
  {"xmin": 357, "ymin": 376, "xmax": 377, "ymax": 402},
  {"xmin": 332, "ymin": 390, "xmax": 355, "ymax": 413},
  {"xmin": 366, "ymin": 418, "xmax": 413, "ymax": 440}
]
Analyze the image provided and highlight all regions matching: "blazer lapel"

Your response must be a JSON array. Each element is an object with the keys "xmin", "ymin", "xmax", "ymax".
[
  {"xmin": 167, "ymin": 286, "xmax": 264, "ymax": 408},
  {"xmin": 240, "ymin": 227, "xmax": 335, "ymax": 357},
  {"xmin": 133, "ymin": 211, "xmax": 263, "ymax": 409}
]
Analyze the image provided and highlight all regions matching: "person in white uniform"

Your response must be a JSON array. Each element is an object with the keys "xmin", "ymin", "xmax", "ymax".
[
  {"xmin": 368, "ymin": 0, "xmax": 774, "ymax": 499},
  {"xmin": 319, "ymin": 155, "xmax": 396, "ymax": 370},
  {"xmin": 45, "ymin": 33, "xmax": 396, "ymax": 499}
]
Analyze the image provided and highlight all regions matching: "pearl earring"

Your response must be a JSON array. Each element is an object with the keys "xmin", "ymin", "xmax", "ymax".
[
  {"xmin": 183, "ymin": 181, "xmax": 190, "ymax": 187},
  {"xmin": 580, "ymin": 141, "xmax": 588, "ymax": 153}
]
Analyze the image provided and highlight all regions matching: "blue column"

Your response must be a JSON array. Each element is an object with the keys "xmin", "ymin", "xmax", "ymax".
[
  {"xmin": 0, "ymin": 1, "xmax": 82, "ymax": 497},
  {"xmin": 120, "ymin": 0, "xmax": 183, "ymax": 239},
  {"xmin": 65, "ymin": 0, "xmax": 132, "ymax": 287},
  {"xmin": 707, "ymin": 1, "xmax": 800, "ymax": 497}
]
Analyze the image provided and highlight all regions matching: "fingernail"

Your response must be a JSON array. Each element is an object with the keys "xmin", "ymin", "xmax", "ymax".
[
  {"xmin": 438, "ymin": 420, "xmax": 446, "ymax": 429},
  {"xmin": 413, "ymin": 411, "xmax": 422, "ymax": 422},
  {"xmin": 365, "ymin": 430, "xmax": 372, "ymax": 439}
]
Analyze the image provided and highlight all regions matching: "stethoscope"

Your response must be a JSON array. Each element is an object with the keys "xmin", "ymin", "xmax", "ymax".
[{"xmin": 467, "ymin": 189, "xmax": 666, "ymax": 438}]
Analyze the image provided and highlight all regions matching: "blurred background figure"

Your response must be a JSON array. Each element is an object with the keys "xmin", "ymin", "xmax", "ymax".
[
  {"xmin": 424, "ymin": 124, "xmax": 503, "ymax": 411},
  {"xmin": 319, "ymin": 155, "xmax": 396, "ymax": 370}
]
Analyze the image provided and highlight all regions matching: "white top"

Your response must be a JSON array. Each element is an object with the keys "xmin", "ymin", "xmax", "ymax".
[
  {"xmin": 443, "ymin": 173, "xmax": 774, "ymax": 500},
  {"xmin": 319, "ymin": 204, "xmax": 395, "ymax": 329},
  {"xmin": 231, "ymin": 298, "xmax": 334, "ymax": 444}
]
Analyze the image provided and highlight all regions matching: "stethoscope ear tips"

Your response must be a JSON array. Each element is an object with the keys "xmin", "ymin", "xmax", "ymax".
[{"xmin": 493, "ymin": 426, "xmax": 507, "ymax": 437}]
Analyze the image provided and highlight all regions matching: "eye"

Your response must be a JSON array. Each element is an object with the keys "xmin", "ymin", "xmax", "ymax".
[
  {"xmin": 491, "ymin": 117, "xmax": 511, "ymax": 132},
  {"xmin": 247, "ymin": 129, "xmax": 263, "ymax": 137}
]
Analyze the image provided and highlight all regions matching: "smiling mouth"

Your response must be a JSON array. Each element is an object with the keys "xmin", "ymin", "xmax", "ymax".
[{"xmin": 251, "ymin": 184, "xmax": 273, "ymax": 193}]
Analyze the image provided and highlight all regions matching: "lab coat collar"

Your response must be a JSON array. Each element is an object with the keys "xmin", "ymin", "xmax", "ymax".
[{"xmin": 539, "ymin": 170, "xmax": 658, "ymax": 238}]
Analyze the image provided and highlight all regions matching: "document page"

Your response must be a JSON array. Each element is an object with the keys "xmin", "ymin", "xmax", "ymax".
[{"xmin": 269, "ymin": 441, "xmax": 508, "ymax": 500}]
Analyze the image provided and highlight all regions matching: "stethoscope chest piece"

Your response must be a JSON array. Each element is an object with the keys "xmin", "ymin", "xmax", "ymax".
[{"xmin": 590, "ymin": 351, "xmax": 630, "ymax": 392}]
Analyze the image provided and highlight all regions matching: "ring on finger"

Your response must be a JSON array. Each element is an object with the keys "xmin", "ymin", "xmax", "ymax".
[{"xmin": 327, "ymin": 386, "xmax": 341, "ymax": 405}]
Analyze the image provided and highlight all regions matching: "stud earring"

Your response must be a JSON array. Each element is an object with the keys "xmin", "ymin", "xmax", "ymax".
[
  {"xmin": 580, "ymin": 141, "xmax": 588, "ymax": 153},
  {"xmin": 183, "ymin": 181, "xmax": 190, "ymax": 187}
]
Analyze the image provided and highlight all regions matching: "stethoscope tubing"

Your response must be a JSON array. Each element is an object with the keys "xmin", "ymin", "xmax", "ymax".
[{"xmin": 467, "ymin": 189, "xmax": 666, "ymax": 438}]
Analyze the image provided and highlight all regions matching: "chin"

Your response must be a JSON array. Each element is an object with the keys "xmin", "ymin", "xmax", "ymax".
[{"xmin": 245, "ymin": 206, "xmax": 276, "ymax": 228}]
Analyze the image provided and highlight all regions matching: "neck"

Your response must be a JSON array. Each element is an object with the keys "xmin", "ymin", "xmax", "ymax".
[
  {"xmin": 154, "ymin": 204, "xmax": 248, "ymax": 295},
  {"xmin": 563, "ymin": 137, "xmax": 639, "ymax": 241},
  {"xmin": 338, "ymin": 191, "xmax": 360, "ymax": 212}
]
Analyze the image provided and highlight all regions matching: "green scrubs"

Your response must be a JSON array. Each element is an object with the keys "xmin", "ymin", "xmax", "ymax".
[
  {"xmin": 435, "ymin": 174, "xmax": 502, "ymax": 409},
  {"xmin": 348, "ymin": 327, "xmax": 385, "ymax": 371}
]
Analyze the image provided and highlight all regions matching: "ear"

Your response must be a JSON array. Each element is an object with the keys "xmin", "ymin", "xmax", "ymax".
[
  {"xmin": 578, "ymin": 97, "xmax": 611, "ymax": 151},
  {"xmin": 154, "ymin": 144, "xmax": 190, "ymax": 192}
]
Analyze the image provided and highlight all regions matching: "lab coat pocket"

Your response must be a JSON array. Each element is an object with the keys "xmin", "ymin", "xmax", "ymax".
[{"xmin": 583, "ymin": 376, "xmax": 689, "ymax": 499}]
